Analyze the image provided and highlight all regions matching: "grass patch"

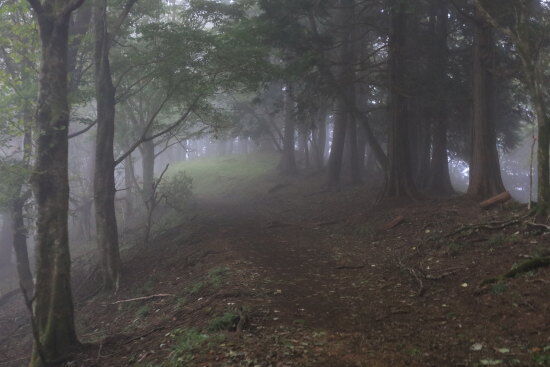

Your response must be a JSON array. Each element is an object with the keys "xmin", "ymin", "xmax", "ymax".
[
  {"xmin": 135, "ymin": 305, "xmax": 151, "ymax": 319},
  {"xmin": 491, "ymin": 282, "xmax": 508, "ymax": 295},
  {"xmin": 168, "ymin": 153, "xmax": 278, "ymax": 198},
  {"xmin": 486, "ymin": 234, "xmax": 508, "ymax": 247},
  {"xmin": 165, "ymin": 328, "xmax": 226, "ymax": 366},
  {"xmin": 186, "ymin": 266, "xmax": 231, "ymax": 296},
  {"xmin": 207, "ymin": 312, "xmax": 239, "ymax": 332}
]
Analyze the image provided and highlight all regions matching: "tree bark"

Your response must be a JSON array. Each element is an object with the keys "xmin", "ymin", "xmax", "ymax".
[
  {"xmin": 327, "ymin": 0, "xmax": 356, "ymax": 188},
  {"xmin": 12, "ymin": 198, "xmax": 34, "ymax": 300},
  {"xmin": 27, "ymin": 1, "xmax": 83, "ymax": 364},
  {"xmin": 123, "ymin": 154, "xmax": 136, "ymax": 223},
  {"xmin": 141, "ymin": 139, "xmax": 155, "ymax": 202},
  {"xmin": 383, "ymin": 0, "xmax": 419, "ymax": 198},
  {"xmin": 467, "ymin": 12, "xmax": 505, "ymax": 199},
  {"xmin": 0, "ymin": 214, "xmax": 13, "ymax": 268},
  {"xmin": 427, "ymin": 0, "xmax": 454, "ymax": 195},
  {"xmin": 93, "ymin": 0, "xmax": 122, "ymax": 291},
  {"xmin": 313, "ymin": 116, "xmax": 327, "ymax": 170},
  {"xmin": 327, "ymin": 98, "xmax": 348, "ymax": 188},
  {"xmin": 278, "ymin": 86, "xmax": 297, "ymax": 175},
  {"xmin": 346, "ymin": 119, "xmax": 361, "ymax": 184}
]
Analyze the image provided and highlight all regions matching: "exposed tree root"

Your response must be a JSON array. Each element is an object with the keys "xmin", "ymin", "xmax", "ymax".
[
  {"xmin": 444, "ymin": 213, "xmax": 533, "ymax": 239},
  {"xmin": 397, "ymin": 259, "xmax": 425, "ymax": 296},
  {"xmin": 479, "ymin": 257, "xmax": 550, "ymax": 288}
]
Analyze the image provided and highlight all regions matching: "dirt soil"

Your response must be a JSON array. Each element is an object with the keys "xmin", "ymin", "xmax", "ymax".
[{"xmin": 0, "ymin": 173, "xmax": 549, "ymax": 367}]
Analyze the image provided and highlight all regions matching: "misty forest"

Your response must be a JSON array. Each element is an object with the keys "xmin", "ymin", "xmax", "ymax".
[{"xmin": 0, "ymin": 0, "xmax": 549, "ymax": 366}]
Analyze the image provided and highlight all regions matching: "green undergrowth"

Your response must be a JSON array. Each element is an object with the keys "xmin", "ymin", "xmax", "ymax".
[
  {"xmin": 168, "ymin": 153, "xmax": 278, "ymax": 198},
  {"xmin": 186, "ymin": 266, "xmax": 231, "ymax": 296}
]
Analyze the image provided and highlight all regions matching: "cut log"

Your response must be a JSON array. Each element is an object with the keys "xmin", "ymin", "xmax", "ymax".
[
  {"xmin": 479, "ymin": 191, "xmax": 511, "ymax": 209},
  {"xmin": 382, "ymin": 215, "xmax": 405, "ymax": 230}
]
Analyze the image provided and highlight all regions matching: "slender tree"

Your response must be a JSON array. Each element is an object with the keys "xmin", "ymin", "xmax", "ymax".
[{"xmin": 93, "ymin": 0, "xmax": 138, "ymax": 290}]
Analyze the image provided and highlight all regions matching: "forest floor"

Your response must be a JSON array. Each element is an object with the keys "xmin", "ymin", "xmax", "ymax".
[{"xmin": 0, "ymin": 156, "xmax": 549, "ymax": 367}]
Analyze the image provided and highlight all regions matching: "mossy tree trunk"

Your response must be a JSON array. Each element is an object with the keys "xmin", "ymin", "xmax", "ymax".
[{"xmin": 26, "ymin": 1, "xmax": 86, "ymax": 365}]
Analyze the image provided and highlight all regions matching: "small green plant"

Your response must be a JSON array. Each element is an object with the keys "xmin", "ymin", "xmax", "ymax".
[
  {"xmin": 447, "ymin": 242, "xmax": 463, "ymax": 256},
  {"xmin": 175, "ymin": 296, "xmax": 187, "ymax": 310},
  {"xmin": 136, "ymin": 305, "xmax": 151, "ymax": 318},
  {"xmin": 532, "ymin": 346, "xmax": 550, "ymax": 366},
  {"xmin": 207, "ymin": 312, "xmax": 239, "ymax": 332},
  {"xmin": 162, "ymin": 328, "xmax": 227, "ymax": 367},
  {"xmin": 208, "ymin": 266, "xmax": 230, "ymax": 288},
  {"xmin": 487, "ymin": 234, "xmax": 507, "ymax": 247},
  {"xmin": 491, "ymin": 282, "xmax": 508, "ymax": 295},
  {"xmin": 168, "ymin": 328, "xmax": 209, "ymax": 366},
  {"xmin": 188, "ymin": 280, "xmax": 206, "ymax": 295}
]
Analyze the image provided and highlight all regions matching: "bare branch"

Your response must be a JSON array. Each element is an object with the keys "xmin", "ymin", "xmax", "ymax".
[
  {"xmin": 68, "ymin": 120, "xmax": 97, "ymax": 139},
  {"xmin": 114, "ymin": 94, "xmax": 202, "ymax": 167}
]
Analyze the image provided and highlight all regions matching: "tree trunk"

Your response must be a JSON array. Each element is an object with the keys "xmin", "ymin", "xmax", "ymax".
[
  {"xmin": 327, "ymin": 0, "xmax": 356, "ymax": 188},
  {"xmin": 327, "ymin": 98, "xmax": 348, "ymax": 188},
  {"xmin": 346, "ymin": 119, "xmax": 361, "ymax": 184},
  {"xmin": 383, "ymin": 0, "xmax": 419, "ymax": 198},
  {"xmin": 28, "ymin": 2, "xmax": 82, "ymax": 364},
  {"xmin": 12, "ymin": 198, "xmax": 34, "ymax": 300},
  {"xmin": 298, "ymin": 127, "xmax": 310, "ymax": 170},
  {"xmin": 278, "ymin": 86, "xmax": 297, "ymax": 175},
  {"xmin": 141, "ymin": 139, "xmax": 155, "ymax": 202},
  {"xmin": 0, "ymin": 214, "xmax": 13, "ymax": 268},
  {"xmin": 522, "ymin": 63, "xmax": 550, "ymax": 218},
  {"xmin": 93, "ymin": 0, "xmax": 122, "ymax": 291},
  {"xmin": 123, "ymin": 154, "xmax": 136, "ymax": 223},
  {"xmin": 313, "ymin": 117, "xmax": 327, "ymax": 170},
  {"xmin": 467, "ymin": 13, "xmax": 505, "ymax": 199},
  {"xmin": 426, "ymin": 0, "xmax": 454, "ymax": 195}
]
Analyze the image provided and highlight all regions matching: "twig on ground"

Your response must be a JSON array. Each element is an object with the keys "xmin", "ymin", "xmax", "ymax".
[
  {"xmin": 110, "ymin": 294, "xmax": 174, "ymax": 305},
  {"xmin": 334, "ymin": 264, "xmax": 366, "ymax": 270}
]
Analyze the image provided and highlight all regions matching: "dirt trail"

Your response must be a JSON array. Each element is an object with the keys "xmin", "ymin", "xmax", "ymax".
[{"xmin": 0, "ymin": 177, "xmax": 549, "ymax": 367}]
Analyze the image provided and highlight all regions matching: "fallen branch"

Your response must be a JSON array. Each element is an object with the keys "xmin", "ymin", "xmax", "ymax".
[
  {"xmin": 479, "ymin": 257, "xmax": 550, "ymax": 288},
  {"xmin": 479, "ymin": 191, "xmax": 512, "ymax": 209},
  {"xmin": 335, "ymin": 264, "xmax": 366, "ymax": 270},
  {"xmin": 111, "ymin": 294, "xmax": 174, "ymax": 305},
  {"xmin": 525, "ymin": 222, "xmax": 550, "ymax": 232},
  {"xmin": 383, "ymin": 215, "xmax": 405, "ymax": 230}
]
